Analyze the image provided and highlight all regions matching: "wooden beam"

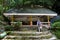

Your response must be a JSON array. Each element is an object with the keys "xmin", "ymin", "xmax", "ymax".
[{"xmin": 4, "ymin": 13, "xmax": 57, "ymax": 16}]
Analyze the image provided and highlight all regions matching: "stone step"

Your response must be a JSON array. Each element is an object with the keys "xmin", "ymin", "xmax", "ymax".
[
  {"xmin": 10, "ymin": 31, "xmax": 50, "ymax": 35},
  {"xmin": 2, "ymin": 39, "xmax": 54, "ymax": 40},
  {"xmin": 2, "ymin": 33, "xmax": 57, "ymax": 40},
  {"xmin": 15, "ymin": 25, "xmax": 48, "ymax": 31},
  {"xmin": 2, "ymin": 31, "xmax": 55, "ymax": 40},
  {"xmin": 6, "ymin": 31, "xmax": 52, "ymax": 39},
  {"xmin": 8, "ymin": 33, "xmax": 52, "ymax": 37},
  {"xmin": 4, "ymin": 33, "xmax": 52, "ymax": 39}
]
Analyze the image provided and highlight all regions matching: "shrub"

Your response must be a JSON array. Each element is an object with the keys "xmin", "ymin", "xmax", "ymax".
[
  {"xmin": 53, "ymin": 30, "xmax": 60, "ymax": 39},
  {"xmin": 4, "ymin": 25, "xmax": 14, "ymax": 31},
  {"xmin": 0, "ymin": 5, "xmax": 3, "ymax": 14},
  {"xmin": 14, "ymin": 21, "xmax": 22, "ymax": 30},
  {"xmin": 54, "ymin": 19, "xmax": 60, "ymax": 23},
  {"xmin": 14, "ymin": 21, "xmax": 22, "ymax": 27},
  {"xmin": 52, "ymin": 22, "xmax": 60, "ymax": 28},
  {"xmin": 51, "ymin": 16, "xmax": 60, "ymax": 23},
  {"xmin": 7, "ymin": 31, "xmax": 12, "ymax": 35},
  {"xmin": 51, "ymin": 22, "xmax": 60, "ymax": 39}
]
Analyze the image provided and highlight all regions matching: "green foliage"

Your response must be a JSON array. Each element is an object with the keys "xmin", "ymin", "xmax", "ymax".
[
  {"xmin": 7, "ymin": 31, "xmax": 12, "ymax": 35},
  {"xmin": 51, "ymin": 16, "xmax": 60, "ymax": 28},
  {"xmin": 13, "ymin": 0, "xmax": 54, "ymax": 8},
  {"xmin": 0, "ymin": 5, "xmax": 3, "ymax": 11},
  {"xmin": 2, "ymin": 0, "xmax": 55, "ymax": 10},
  {"xmin": 52, "ymin": 30, "xmax": 60, "ymax": 39},
  {"xmin": 9, "ymin": 0, "xmax": 16, "ymax": 7},
  {"xmin": 5, "ymin": 0, "xmax": 16, "ymax": 8},
  {"xmin": 14, "ymin": 0, "xmax": 23, "ymax": 5},
  {"xmin": 51, "ymin": 17, "xmax": 60, "ymax": 39},
  {"xmin": 0, "ymin": 5, "xmax": 3, "ymax": 14},
  {"xmin": 52, "ymin": 22, "xmax": 60, "ymax": 28},
  {"xmin": 0, "ymin": 0, "xmax": 3, "ymax": 4},
  {"xmin": 54, "ymin": 19, "xmax": 60, "ymax": 23},
  {"xmin": 24, "ymin": 1, "xmax": 31, "ymax": 5},
  {"xmin": 55, "ymin": 31, "xmax": 60, "ymax": 39},
  {"xmin": 51, "ymin": 22, "xmax": 60, "ymax": 39},
  {"xmin": 44, "ymin": 0, "xmax": 54, "ymax": 6},
  {"xmin": 0, "ymin": 15, "xmax": 3, "ymax": 21},
  {"xmin": 4, "ymin": 25, "xmax": 14, "ymax": 31},
  {"xmin": 13, "ymin": 21, "xmax": 22, "ymax": 30},
  {"xmin": 14, "ymin": 21, "xmax": 22, "ymax": 27}
]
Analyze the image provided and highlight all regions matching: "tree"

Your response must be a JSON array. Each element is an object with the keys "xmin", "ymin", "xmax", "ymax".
[
  {"xmin": 0, "ymin": 0, "xmax": 11, "ymax": 25},
  {"xmin": 52, "ymin": 0, "xmax": 60, "ymax": 15},
  {"xmin": 14, "ymin": 0, "xmax": 23, "ymax": 8}
]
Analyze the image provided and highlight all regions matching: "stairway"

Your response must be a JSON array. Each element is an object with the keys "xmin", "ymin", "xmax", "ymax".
[
  {"xmin": 3, "ymin": 31, "xmax": 53, "ymax": 40},
  {"xmin": 2, "ymin": 26, "xmax": 56, "ymax": 40},
  {"xmin": 19, "ymin": 25, "xmax": 48, "ymax": 32}
]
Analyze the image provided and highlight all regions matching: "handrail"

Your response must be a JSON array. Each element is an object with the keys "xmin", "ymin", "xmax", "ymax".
[
  {"xmin": 10, "ymin": 22, "xmax": 50, "ymax": 28},
  {"xmin": 11, "ymin": 22, "xmax": 50, "ymax": 24}
]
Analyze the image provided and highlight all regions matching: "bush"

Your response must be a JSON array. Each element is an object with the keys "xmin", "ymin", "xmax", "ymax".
[
  {"xmin": 7, "ymin": 31, "xmax": 12, "ymax": 35},
  {"xmin": 54, "ymin": 19, "xmax": 60, "ymax": 23},
  {"xmin": 14, "ymin": 21, "xmax": 22, "ymax": 26},
  {"xmin": 52, "ymin": 30, "xmax": 60, "ymax": 39},
  {"xmin": 4, "ymin": 25, "xmax": 14, "ymax": 31},
  {"xmin": 14, "ymin": 21, "xmax": 22, "ymax": 30},
  {"xmin": 0, "ymin": 5, "xmax": 3, "ymax": 13},
  {"xmin": 51, "ymin": 16, "xmax": 60, "ymax": 23},
  {"xmin": 51, "ymin": 22, "xmax": 60, "ymax": 39},
  {"xmin": 52, "ymin": 22, "xmax": 60, "ymax": 28}
]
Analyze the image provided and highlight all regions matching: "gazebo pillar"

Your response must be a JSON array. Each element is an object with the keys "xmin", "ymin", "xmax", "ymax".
[
  {"xmin": 11, "ymin": 15, "xmax": 14, "ymax": 25},
  {"xmin": 47, "ymin": 16, "xmax": 50, "ymax": 28},
  {"xmin": 30, "ymin": 16, "xmax": 33, "ymax": 26}
]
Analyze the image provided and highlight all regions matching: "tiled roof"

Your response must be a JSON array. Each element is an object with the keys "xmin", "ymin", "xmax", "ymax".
[{"xmin": 5, "ymin": 8, "xmax": 57, "ymax": 14}]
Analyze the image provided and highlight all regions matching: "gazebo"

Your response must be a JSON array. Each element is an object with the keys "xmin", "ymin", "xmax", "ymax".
[{"xmin": 3, "ymin": 8, "xmax": 57, "ymax": 28}]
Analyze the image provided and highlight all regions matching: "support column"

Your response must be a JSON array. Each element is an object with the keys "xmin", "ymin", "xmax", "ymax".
[
  {"xmin": 41, "ymin": 18, "xmax": 44, "ymax": 22},
  {"xmin": 47, "ymin": 16, "xmax": 50, "ymax": 28},
  {"xmin": 30, "ymin": 16, "xmax": 32, "ymax": 26},
  {"xmin": 11, "ymin": 15, "xmax": 14, "ymax": 25}
]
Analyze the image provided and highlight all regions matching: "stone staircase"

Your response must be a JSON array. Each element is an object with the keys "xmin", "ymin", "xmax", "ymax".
[
  {"xmin": 2, "ymin": 26, "xmax": 56, "ymax": 40},
  {"xmin": 3, "ymin": 31, "xmax": 53, "ymax": 40},
  {"xmin": 19, "ymin": 25, "xmax": 48, "ymax": 32}
]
